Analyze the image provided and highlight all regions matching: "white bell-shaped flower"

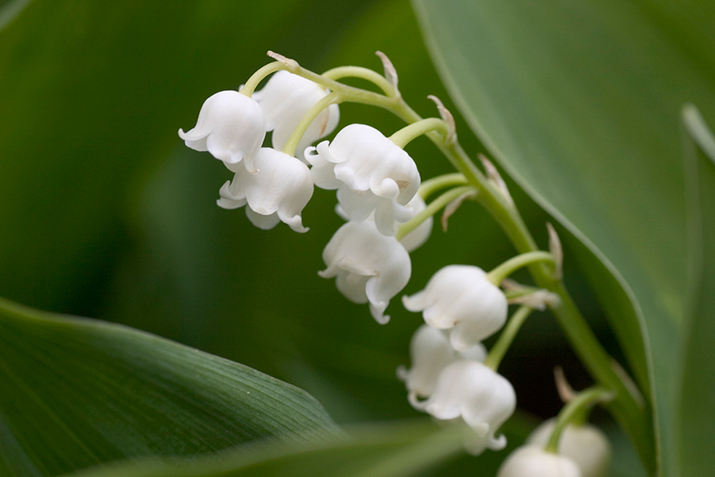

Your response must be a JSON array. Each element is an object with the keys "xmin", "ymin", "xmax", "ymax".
[
  {"xmin": 306, "ymin": 124, "xmax": 420, "ymax": 236},
  {"xmin": 413, "ymin": 360, "xmax": 515, "ymax": 455},
  {"xmin": 336, "ymin": 194, "xmax": 432, "ymax": 252},
  {"xmin": 179, "ymin": 90, "xmax": 266, "ymax": 172},
  {"xmin": 497, "ymin": 446, "xmax": 582, "ymax": 477},
  {"xmin": 402, "ymin": 265, "xmax": 508, "ymax": 352},
  {"xmin": 319, "ymin": 220, "xmax": 411, "ymax": 324},
  {"xmin": 253, "ymin": 71, "xmax": 339, "ymax": 162},
  {"xmin": 398, "ymin": 325, "xmax": 486, "ymax": 406},
  {"xmin": 217, "ymin": 148, "xmax": 313, "ymax": 233},
  {"xmin": 527, "ymin": 419, "xmax": 611, "ymax": 477}
]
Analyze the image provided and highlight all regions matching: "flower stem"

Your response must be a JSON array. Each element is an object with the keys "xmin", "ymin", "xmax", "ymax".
[
  {"xmin": 395, "ymin": 186, "xmax": 475, "ymax": 241},
  {"xmin": 484, "ymin": 305, "xmax": 534, "ymax": 371},
  {"xmin": 389, "ymin": 118, "xmax": 449, "ymax": 149},
  {"xmin": 240, "ymin": 62, "xmax": 285, "ymax": 96},
  {"xmin": 281, "ymin": 92, "xmax": 339, "ymax": 157},
  {"xmin": 418, "ymin": 173, "xmax": 468, "ymax": 199},
  {"xmin": 544, "ymin": 387, "xmax": 613, "ymax": 454},
  {"xmin": 321, "ymin": 66, "xmax": 396, "ymax": 97},
  {"xmin": 486, "ymin": 251, "xmax": 555, "ymax": 286}
]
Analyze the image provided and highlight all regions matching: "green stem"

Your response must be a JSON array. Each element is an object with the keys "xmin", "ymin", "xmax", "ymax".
[
  {"xmin": 486, "ymin": 251, "xmax": 555, "ymax": 286},
  {"xmin": 281, "ymin": 92, "xmax": 339, "ymax": 157},
  {"xmin": 389, "ymin": 118, "xmax": 449, "ymax": 149},
  {"xmin": 321, "ymin": 66, "xmax": 396, "ymax": 97},
  {"xmin": 395, "ymin": 186, "xmax": 475, "ymax": 241},
  {"xmin": 483, "ymin": 306, "xmax": 534, "ymax": 370},
  {"xmin": 418, "ymin": 173, "xmax": 468, "ymax": 199},
  {"xmin": 545, "ymin": 387, "xmax": 612, "ymax": 453},
  {"xmin": 240, "ymin": 62, "xmax": 285, "ymax": 96}
]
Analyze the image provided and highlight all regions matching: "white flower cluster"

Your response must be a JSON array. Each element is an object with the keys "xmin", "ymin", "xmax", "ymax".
[
  {"xmin": 179, "ymin": 69, "xmax": 429, "ymax": 324},
  {"xmin": 399, "ymin": 266, "xmax": 515, "ymax": 455}
]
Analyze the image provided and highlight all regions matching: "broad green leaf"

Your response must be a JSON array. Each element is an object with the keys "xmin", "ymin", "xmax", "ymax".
[
  {"xmin": 0, "ymin": 297, "xmax": 340, "ymax": 477},
  {"xmin": 677, "ymin": 106, "xmax": 715, "ymax": 476},
  {"xmin": 412, "ymin": 0, "xmax": 715, "ymax": 472},
  {"xmin": 67, "ymin": 421, "xmax": 472, "ymax": 477}
]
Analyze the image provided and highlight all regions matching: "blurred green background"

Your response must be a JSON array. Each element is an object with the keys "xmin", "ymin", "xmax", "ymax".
[{"xmin": 0, "ymin": 0, "xmax": 636, "ymax": 473}]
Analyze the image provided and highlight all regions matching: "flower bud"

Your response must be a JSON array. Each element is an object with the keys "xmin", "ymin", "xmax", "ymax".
[
  {"xmin": 527, "ymin": 419, "xmax": 611, "ymax": 477},
  {"xmin": 402, "ymin": 265, "xmax": 508, "ymax": 351},
  {"xmin": 217, "ymin": 148, "xmax": 313, "ymax": 233},
  {"xmin": 414, "ymin": 360, "xmax": 516, "ymax": 455},
  {"xmin": 319, "ymin": 220, "xmax": 411, "ymax": 324},
  {"xmin": 498, "ymin": 446, "xmax": 582, "ymax": 477},
  {"xmin": 179, "ymin": 90, "xmax": 266, "ymax": 172},
  {"xmin": 253, "ymin": 71, "xmax": 339, "ymax": 161}
]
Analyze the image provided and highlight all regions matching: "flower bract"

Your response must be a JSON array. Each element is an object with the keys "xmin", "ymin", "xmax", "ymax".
[
  {"xmin": 253, "ymin": 71, "xmax": 339, "ymax": 161},
  {"xmin": 319, "ymin": 220, "xmax": 411, "ymax": 324},
  {"xmin": 402, "ymin": 265, "xmax": 508, "ymax": 351},
  {"xmin": 179, "ymin": 90, "xmax": 266, "ymax": 172},
  {"xmin": 217, "ymin": 148, "xmax": 313, "ymax": 233}
]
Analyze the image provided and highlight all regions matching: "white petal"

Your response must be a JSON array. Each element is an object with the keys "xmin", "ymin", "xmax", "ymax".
[
  {"xmin": 400, "ymin": 325, "xmax": 458, "ymax": 400},
  {"xmin": 179, "ymin": 90, "xmax": 266, "ymax": 171},
  {"xmin": 399, "ymin": 195, "xmax": 433, "ymax": 252},
  {"xmin": 320, "ymin": 220, "xmax": 411, "ymax": 323},
  {"xmin": 527, "ymin": 420, "xmax": 611, "ymax": 477},
  {"xmin": 245, "ymin": 208, "xmax": 281, "ymax": 230},
  {"xmin": 497, "ymin": 446, "xmax": 582, "ymax": 477}
]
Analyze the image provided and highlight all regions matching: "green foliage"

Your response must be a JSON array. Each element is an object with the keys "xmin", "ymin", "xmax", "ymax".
[
  {"xmin": 0, "ymin": 297, "xmax": 340, "ymax": 476},
  {"xmin": 412, "ymin": 0, "xmax": 715, "ymax": 474}
]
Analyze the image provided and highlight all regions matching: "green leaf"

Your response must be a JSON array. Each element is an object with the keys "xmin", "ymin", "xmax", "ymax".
[
  {"xmin": 66, "ymin": 421, "xmax": 471, "ymax": 477},
  {"xmin": 0, "ymin": 297, "xmax": 340, "ymax": 477},
  {"xmin": 677, "ymin": 105, "xmax": 715, "ymax": 476},
  {"xmin": 412, "ymin": 0, "xmax": 715, "ymax": 473}
]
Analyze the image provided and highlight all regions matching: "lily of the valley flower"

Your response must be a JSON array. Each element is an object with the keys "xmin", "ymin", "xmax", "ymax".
[
  {"xmin": 306, "ymin": 124, "xmax": 420, "ymax": 236},
  {"xmin": 402, "ymin": 265, "xmax": 508, "ymax": 352},
  {"xmin": 217, "ymin": 148, "xmax": 313, "ymax": 233},
  {"xmin": 412, "ymin": 359, "xmax": 516, "ymax": 455},
  {"xmin": 179, "ymin": 90, "xmax": 266, "ymax": 172},
  {"xmin": 527, "ymin": 419, "xmax": 611, "ymax": 477},
  {"xmin": 336, "ymin": 194, "xmax": 432, "ymax": 253},
  {"xmin": 253, "ymin": 71, "xmax": 340, "ymax": 161},
  {"xmin": 398, "ymin": 324, "xmax": 486, "ymax": 406},
  {"xmin": 319, "ymin": 219, "xmax": 411, "ymax": 324},
  {"xmin": 497, "ymin": 446, "xmax": 582, "ymax": 477}
]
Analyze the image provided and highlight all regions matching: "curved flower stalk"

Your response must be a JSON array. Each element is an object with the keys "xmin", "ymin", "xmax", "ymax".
[
  {"xmin": 527, "ymin": 419, "xmax": 612, "ymax": 477},
  {"xmin": 497, "ymin": 446, "xmax": 582, "ymax": 477},
  {"xmin": 412, "ymin": 359, "xmax": 516, "ymax": 455},
  {"xmin": 217, "ymin": 148, "xmax": 313, "ymax": 233},
  {"xmin": 403, "ymin": 265, "xmax": 508, "ymax": 352},
  {"xmin": 398, "ymin": 324, "xmax": 486, "ymax": 405},
  {"xmin": 179, "ymin": 90, "xmax": 266, "ymax": 172},
  {"xmin": 253, "ymin": 71, "xmax": 340, "ymax": 161},
  {"xmin": 319, "ymin": 219, "xmax": 411, "ymax": 324},
  {"xmin": 306, "ymin": 124, "xmax": 420, "ymax": 236}
]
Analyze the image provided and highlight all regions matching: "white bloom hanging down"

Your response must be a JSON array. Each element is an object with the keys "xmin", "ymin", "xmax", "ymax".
[
  {"xmin": 307, "ymin": 124, "xmax": 420, "ymax": 236},
  {"xmin": 319, "ymin": 220, "xmax": 411, "ymax": 324},
  {"xmin": 402, "ymin": 265, "xmax": 508, "ymax": 352},
  {"xmin": 179, "ymin": 90, "xmax": 266, "ymax": 172},
  {"xmin": 413, "ymin": 360, "xmax": 516, "ymax": 455},
  {"xmin": 336, "ymin": 194, "xmax": 433, "ymax": 253},
  {"xmin": 527, "ymin": 419, "xmax": 611, "ymax": 477},
  {"xmin": 398, "ymin": 324, "xmax": 486, "ymax": 406},
  {"xmin": 253, "ymin": 71, "xmax": 340, "ymax": 161},
  {"xmin": 217, "ymin": 148, "xmax": 313, "ymax": 233},
  {"xmin": 497, "ymin": 446, "xmax": 582, "ymax": 477}
]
